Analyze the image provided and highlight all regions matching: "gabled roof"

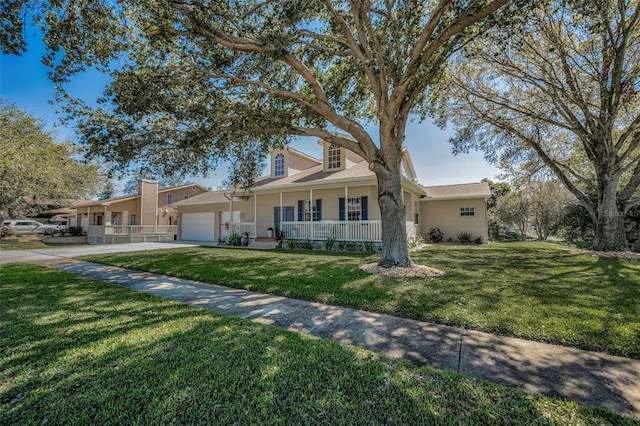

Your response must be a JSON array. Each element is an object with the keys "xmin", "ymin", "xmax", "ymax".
[
  {"xmin": 421, "ymin": 181, "xmax": 490, "ymax": 200},
  {"xmin": 171, "ymin": 190, "xmax": 230, "ymax": 206},
  {"xmin": 253, "ymin": 159, "xmax": 375, "ymax": 189},
  {"xmin": 72, "ymin": 183, "xmax": 208, "ymax": 208}
]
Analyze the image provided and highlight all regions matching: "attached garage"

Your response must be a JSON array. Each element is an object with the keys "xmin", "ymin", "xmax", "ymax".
[{"xmin": 180, "ymin": 212, "xmax": 216, "ymax": 241}]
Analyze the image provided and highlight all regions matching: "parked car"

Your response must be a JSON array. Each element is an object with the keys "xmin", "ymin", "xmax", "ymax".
[
  {"xmin": 2, "ymin": 220, "xmax": 43, "ymax": 235},
  {"xmin": 35, "ymin": 220, "xmax": 68, "ymax": 235}
]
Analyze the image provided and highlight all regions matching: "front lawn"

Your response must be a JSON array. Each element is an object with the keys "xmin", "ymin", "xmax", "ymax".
[
  {"xmin": 80, "ymin": 242, "xmax": 640, "ymax": 359},
  {"xmin": 0, "ymin": 264, "xmax": 632, "ymax": 424}
]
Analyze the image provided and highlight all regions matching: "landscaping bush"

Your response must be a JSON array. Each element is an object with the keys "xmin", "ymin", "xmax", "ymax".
[
  {"xmin": 67, "ymin": 226, "xmax": 84, "ymax": 236},
  {"xmin": 1, "ymin": 225, "xmax": 15, "ymax": 238},
  {"xmin": 363, "ymin": 240, "xmax": 376, "ymax": 253},
  {"xmin": 227, "ymin": 233, "xmax": 243, "ymax": 246},
  {"xmin": 428, "ymin": 227, "xmax": 444, "ymax": 243},
  {"xmin": 457, "ymin": 232, "xmax": 474, "ymax": 244},
  {"xmin": 324, "ymin": 236, "xmax": 336, "ymax": 251}
]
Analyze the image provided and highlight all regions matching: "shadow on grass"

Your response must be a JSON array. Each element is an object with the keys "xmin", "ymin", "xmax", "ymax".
[
  {"xmin": 79, "ymin": 244, "xmax": 640, "ymax": 359},
  {"xmin": 0, "ymin": 265, "xmax": 632, "ymax": 424}
]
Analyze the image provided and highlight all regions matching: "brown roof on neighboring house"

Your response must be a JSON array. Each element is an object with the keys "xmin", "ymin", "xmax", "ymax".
[
  {"xmin": 72, "ymin": 183, "xmax": 209, "ymax": 208},
  {"xmin": 421, "ymin": 181, "xmax": 490, "ymax": 200},
  {"xmin": 171, "ymin": 191, "xmax": 231, "ymax": 206}
]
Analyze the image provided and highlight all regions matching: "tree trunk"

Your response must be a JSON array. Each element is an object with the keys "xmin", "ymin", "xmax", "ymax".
[
  {"xmin": 591, "ymin": 178, "xmax": 628, "ymax": 251},
  {"xmin": 592, "ymin": 201, "xmax": 628, "ymax": 251},
  {"xmin": 374, "ymin": 160, "xmax": 413, "ymax": 268}
]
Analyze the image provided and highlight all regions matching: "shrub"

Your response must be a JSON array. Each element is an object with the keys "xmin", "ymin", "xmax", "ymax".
[
  {"xmin": 474, "ymin": 236, "xmax": 483, "ymax": 244},
  {"xmin": 285, "ymin": 238, "xmax": 298, "ymax": 250},
  {"xmin": 67, "ymin": 226, "xmax": 84, "ymax": 236},
  {"xmin": 1, "ymin": 226, "xmax": 15, "ymax": 238},
  {"xmin": 324, "ymin": 236, "xmax": 336, "ymax": 251},
  {"xmin": 296, "ymin": 239, "xmax": 314, "ymax": 250},
  {"xmin": 227, "ymin": 233, "xmax": 243, "ymax": 246},
  {"xmin": 457, "ymin": 232, "xmax": 474, "ymax": 244},
  {"xmin": 363, "ymin": 240, "xmax": 375, "ymax": 253},
  {"xmin": 428, "ymin": 227, "xmax": 444, "ymax": 243}
]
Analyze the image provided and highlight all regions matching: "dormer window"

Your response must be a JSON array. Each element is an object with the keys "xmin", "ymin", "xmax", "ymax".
[
  {"xmin": 274, "ymin": 153, "xmax": 285, "ymax": 177},
  {"xmin": 328, "ymin": 144, "xmax": 341, "ymax": 170}
]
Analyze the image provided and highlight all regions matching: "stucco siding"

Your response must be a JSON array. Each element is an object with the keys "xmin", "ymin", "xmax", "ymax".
[{"xmin": 420, "ymin": 198, "xmax": 489, "ymax": 243}]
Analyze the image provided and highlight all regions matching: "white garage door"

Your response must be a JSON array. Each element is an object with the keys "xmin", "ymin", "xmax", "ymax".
[{"xmin": 181, "ymin": 213, "xmax": 215, "ymax": 241}]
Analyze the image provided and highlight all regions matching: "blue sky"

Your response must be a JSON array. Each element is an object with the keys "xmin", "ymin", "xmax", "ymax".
[{"xmin": 0, "ymin": 30, "xmax": 501, "ymax": 193}]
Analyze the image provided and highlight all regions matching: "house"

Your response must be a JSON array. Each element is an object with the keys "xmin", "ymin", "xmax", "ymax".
[
  {"xmin": 173, "ymin": 142, "xmax": 490, "ymax": 245},
  {"xmin": 72, "ymin": 180, "xmax": 209, "ymax": 244}
]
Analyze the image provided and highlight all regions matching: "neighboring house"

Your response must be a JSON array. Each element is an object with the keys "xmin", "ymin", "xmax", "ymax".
[
  {"xmin": 72, "ymin": 180, "xmax": 209, "ymax": 244},
  {"xmin": 173, "ymin": 141, "xmax": 490, "ymax": 245}
]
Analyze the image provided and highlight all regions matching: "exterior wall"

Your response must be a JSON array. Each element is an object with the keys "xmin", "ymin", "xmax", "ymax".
[
  {"xmin": 139, "ymin": 180, "xmax": 158, "ymax": 226},
  {"xmin": 420, "ymin": 198, "xmax": 489, "ymax": 243},
  {"xmin": 177, "ymin": 184, "xmax": 382, "ymax": 239},
  {"xmin": 160, "ymin": 186, "xmax": 208, "ymax": 208}
]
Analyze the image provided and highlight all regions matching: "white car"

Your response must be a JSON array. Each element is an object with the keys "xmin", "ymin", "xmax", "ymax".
[
  {"xmin": 3, "ymin": 220, "xmax": 43, "ymax": 235},
  {"xmin": 35, "ymin": 221, "xmax": 68, "ymax": 235}
]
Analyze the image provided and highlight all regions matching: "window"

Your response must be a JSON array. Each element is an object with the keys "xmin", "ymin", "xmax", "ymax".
[
  {"xmin": 274, "ymin": 153, "xmax": 285, "ymax": 177},
  {"xmin": 298, "ymin": 199, "xmax": 322, "ymax": 221},
  {"xmin": 111, "ymin": 215, "xmax": 118, "ymax": 225},
  {"xmin": 328, "ymin": 144, "xmax": 341, "ymax": 169},
  {"xmin": 339, "ymin": 196, "xmax": 368, "ymax": 221},
  {"xmin": 130, "ymin": 214, "xmax": 136, "ymax": 225},
  {"xmin": 167, "ymin": 193, "xmax": 173, "ymax": 206},
  {"xmin": 460, "ymin": 207, "xmax": 475, "ymax": 216},
  {"xmin": 347, "ymin": 197, "xmax": 361, "ymax": 221},
  {"xmin": 184, "ymin": 194, "xmax": 189, "ymax": 200}
]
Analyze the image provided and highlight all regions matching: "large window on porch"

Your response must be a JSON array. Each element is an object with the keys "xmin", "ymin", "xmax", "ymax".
[
  {"xmin": 339, "ymin": 196, "xmax": 368, "ymax": 221},
  {"xmin": 298, "ymin": 199, "xmax": 322, "ymax": 221}
]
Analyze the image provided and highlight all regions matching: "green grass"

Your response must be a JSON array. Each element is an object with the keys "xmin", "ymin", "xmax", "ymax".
[
  {"xmin": 0, "ymin": 241, "xmax": 87, "ymax": 250},
  {"xmin": 79, "ymin": 241, "xmax": 640, "ymax": 359},
  {"xmin": 0, "ymin": 264, "xmax": 634, "ymax": 424}
]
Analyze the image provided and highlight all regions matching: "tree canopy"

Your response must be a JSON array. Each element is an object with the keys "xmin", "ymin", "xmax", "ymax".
[
  {"xmin": 0, "ymin": 101, "xmax": 102, "ymax": 219},
  {"xmin": 444, "ymin": 0, "xmax": 640, "ymax": 251},
  {"xmin": 2, "ymin": 0, "xmax": 522, "ymax": 266}
]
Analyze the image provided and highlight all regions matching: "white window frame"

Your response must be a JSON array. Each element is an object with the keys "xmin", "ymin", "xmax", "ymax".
[
  {"xmin": 460, "ymin": 207, "xmax": 475, "ymax": 217},
  {"xmin": 328, "ymin": 144, "xmax": 341, "ymax": 170},
  {"xmin": 303, "ymin": 200, "xmax": 319, "ymax": 221},
  {"xmin": 347, "ymin": 197, "xmax": 362, "ymax": 221},
  {"xmin": 274, "ymin": 153, "xmax": 285, "ymax": 177}
]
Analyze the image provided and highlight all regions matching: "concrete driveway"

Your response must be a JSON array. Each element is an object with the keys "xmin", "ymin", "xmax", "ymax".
[{"xmin": 0, "ymin": 242, "xmax": 201, "ymax": 265}]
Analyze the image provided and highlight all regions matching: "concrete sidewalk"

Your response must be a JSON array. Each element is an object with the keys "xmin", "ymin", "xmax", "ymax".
[{"xmin": 50, "ymin": 261, "xmax": 639, "ymax": 418}]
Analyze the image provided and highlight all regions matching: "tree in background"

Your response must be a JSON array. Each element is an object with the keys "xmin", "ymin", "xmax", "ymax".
[
  {"xmin": 1, "ymin": 0, "xmax": 523, "ymax": 267},
  {"xmin": 444, "ymin": 0, "xmax": 640, "ymax": 251},
  {"xmin": 0, "ymin": 101, "xmax": 101, "ymax": 220},
  {"xmin": 495, "ymin": 190, "xmax": 529, "ymax": 241},
  {"xmin": 121, "ymin": 169, "xmax": 190, "ymax": 195},
  {"xmin": 527, "ymin": 179, "xmax": 571, "ymax": 240},
  {"xmin": 482, "ymin": 178, "xmax": 511, "ymax": 240}
]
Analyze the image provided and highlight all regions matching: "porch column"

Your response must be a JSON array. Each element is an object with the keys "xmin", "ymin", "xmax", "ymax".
[
  {"xmin": 279, "ymin": 192, "xmax": 283, "ymax": 228},
  {"xmin": 104, "ymin": 206, "xmax": 111, "ymax": 227},
  {"xmin": 254, "ymin": 194, "xmax": 257, "ymax": 238},
  {"xmin": 309, "ymin": 189, "xmax": 314, "ymax": 239},
  {"xmin": 344, "ymin": 186, "xmax": 349, "ymax": 240}
]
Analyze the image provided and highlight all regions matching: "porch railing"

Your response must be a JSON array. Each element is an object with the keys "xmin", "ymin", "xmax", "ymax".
[
  {"xmin": 88, "ymin": 225, "xmax": 178, "ymax": 236},
  {"xmin": 227, "ymin": 222, "xmax": 256, "ymax": 238},
  {"xmin": 281, "ymin": 220, "xmax": 382, "ymax": 242}
]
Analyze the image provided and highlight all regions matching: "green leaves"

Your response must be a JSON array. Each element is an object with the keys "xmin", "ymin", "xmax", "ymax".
[{"xmin": 0, "ymin": 100, "xmax": 102, "ymax": 218}]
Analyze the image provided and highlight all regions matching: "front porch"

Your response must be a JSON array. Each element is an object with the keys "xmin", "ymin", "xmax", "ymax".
[
  {"xmin": 87, "ymin": 225, "xmax": 178, "ymax": 244},
  {"xmin": 280, "ymin": 220, "xmax": 416, "ymax": 242}
]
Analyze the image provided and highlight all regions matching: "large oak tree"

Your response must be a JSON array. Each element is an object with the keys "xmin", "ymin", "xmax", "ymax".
[
  {"xmin": 0, "ymin": 101, "xmax": 102, "ymax": 220},
  {"xmin": 445, "ymin": 0, "xmax": 640, "ymax": 251},
  {"xmin": 3, "ymin": 0, "xmax": 519, "ymax": 266}
]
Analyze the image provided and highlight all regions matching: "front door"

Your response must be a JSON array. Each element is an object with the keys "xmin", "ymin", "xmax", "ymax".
[{"xmin": 274, "ymin": 206, "xmax": 294, "ymax": 233}]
